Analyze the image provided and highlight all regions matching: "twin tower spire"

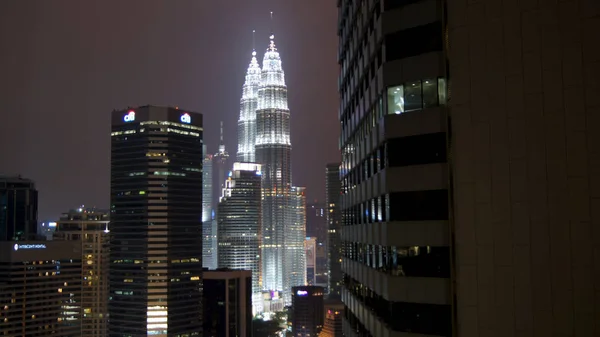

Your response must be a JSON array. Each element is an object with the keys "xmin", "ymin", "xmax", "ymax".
[{"xmin": 237, "ymin": 15, "xmax": 288, "ymax": 163}]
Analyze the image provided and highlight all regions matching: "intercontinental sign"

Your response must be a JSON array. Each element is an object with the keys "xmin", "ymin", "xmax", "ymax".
[{"xmin": 14, "ymin": 243, "xmax": 47, "ymax": 251}]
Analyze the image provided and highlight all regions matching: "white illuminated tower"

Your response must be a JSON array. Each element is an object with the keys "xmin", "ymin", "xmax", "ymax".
[
  {"xmin": 237, "ymin": 31, "xmax": 261, "ymax": 163},
  {"xmin": 256, "ymin": 31, "xmax": 296, "ymax": 303}
]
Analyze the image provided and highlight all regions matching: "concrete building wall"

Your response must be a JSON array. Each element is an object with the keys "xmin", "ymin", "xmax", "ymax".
[{"xmin": 448, "ymin": 0, "xmax": 600, "ymax": 335}]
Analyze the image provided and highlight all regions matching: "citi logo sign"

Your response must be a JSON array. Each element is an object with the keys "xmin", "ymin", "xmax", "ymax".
[
  {"xmin": 180, "ymin": 113, "xmax": 191, "ymax": 124},
  {"xmin": 124, "ymin": 111, "xmax": 135, "ymax": 122}
]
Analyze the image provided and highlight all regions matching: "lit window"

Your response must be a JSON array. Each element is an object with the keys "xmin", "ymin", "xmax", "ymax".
[{"xmin": 387, "ymin": 85, "xmax": 404, "ymax": 114}]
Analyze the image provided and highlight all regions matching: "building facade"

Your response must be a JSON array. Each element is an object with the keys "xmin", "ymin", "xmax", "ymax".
[
  {"xmin": 0, "ymin": 175, "xmax": 38, "ymax": 241},
  {"xmin": 0, "ymin": 241, "xmax": 82, "ymax": 336},
  {"xmin": 325, "ymin": 163, "xmax": 342, "ymax": 299},
  {"xmin": 306, "ymin": 202, "xmax": 326, "ymax": 245},
  {"xmin": 291, "ymin": 286, "xmax": 324, "ymax": 337},
  {"xmin": 305, "ymin": 237, "xmax": 317, "ymax": 286},
  {"xmin": 202, "ymin": 145, "xmax": 216, "ymax": 270},
  {"xmin": 109, "ymin": 106, "xmax": 203, "ymax": 336},
  {"xmin": 319, "ymin": 302, "xmax": 344, "ymax": 337},
  {"xmin": 306, "ymin": 202, "xmax": 328, "ymax": 288},
  {"xmin": 217, "ymin": 162, "xmax": 262, "ymax": 305},
  {"xmin": 285, "ymin": 186, "xmax": 307, "ymax": 302},
  {"xmin": 337, "ymin": 0, "xmax": 600, "ymax": 336},
  {"xmin": 54, "ymin": 207, "xmax": 109, "ymax": 337},
  {"xmin": 203, "ymin": 269, "xmax": 252, "ymax": 337}
]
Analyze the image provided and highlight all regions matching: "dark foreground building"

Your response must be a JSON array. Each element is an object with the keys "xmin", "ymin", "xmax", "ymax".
[
  {"xmin": 291, "ymin": 286, "xmax": 324, "ymax": 337},
  {"xmin": 337, "ymin": 0, "xmax": 600, "ymax": 336},
  {"xmin": 109, "ymin": 106, "xmax": 203, "ymax": 336},
  {"xmin": 0, "ymin": 241, "xmax": 82, "ymax": 336},
  {"xmin": 203, "ymin": 269, "xmax": 252, "ymax": 337},
  {"xmin": 0, "ymin": 175, "xmax": 38, "ymax": 241}
]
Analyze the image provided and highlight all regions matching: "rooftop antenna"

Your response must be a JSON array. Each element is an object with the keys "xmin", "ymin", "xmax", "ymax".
[
  {"xmin": 252, "ymin": 29, "xmax": 256, "ymax": 56},
  {"xmin": 220, "ymin": 121, "xmax": 224, "ymax": 145},
  {"xmin": 269, "ymin": 11, "xmax": 276, "ymax": 51}
]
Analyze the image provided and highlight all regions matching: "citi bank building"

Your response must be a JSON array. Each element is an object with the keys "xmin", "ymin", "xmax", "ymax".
[{"xmin": 109, "ymin": 106, "xmax": 204, "ymax": 336}]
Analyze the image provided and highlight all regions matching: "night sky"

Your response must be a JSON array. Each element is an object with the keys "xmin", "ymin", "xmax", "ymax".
[{"xmin": 0, "ymin": 1, "xmax": 340, "ymax": 220}]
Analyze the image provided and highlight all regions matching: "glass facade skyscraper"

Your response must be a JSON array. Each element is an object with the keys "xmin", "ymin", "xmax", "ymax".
[
  {"xmin": 217, "ymin": 162, "xmax": 262, "ymax": 302},
  {"xmin": 109, "ymin": 106, "xmax": 203, "ymax": 336}
]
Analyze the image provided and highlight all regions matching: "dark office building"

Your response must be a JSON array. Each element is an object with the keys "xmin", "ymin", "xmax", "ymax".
[
  {"xmin": 109, "ymin": 106, "xmax": 203, "ymax": 336},
  {"xmin": 337, "ymin": 0, "xmax": 600, "ymax": 336},
  {"xmin": 203, "ymin": 269, "xmax": 252, "ymax": 337},
  {"xmin": 306, "ymin": 202, "xmax": 326, "ymax": 244},
  {"xmin": 325, "ymin": 163, "xmax": 342, "ymax": 300},
  {"xmin": 291, "ymin": 286, "xmax": 324, "ymax": 337},
  {"xmin": 0, "ymin": 176, "xmax": 38, "ymax": 241}
]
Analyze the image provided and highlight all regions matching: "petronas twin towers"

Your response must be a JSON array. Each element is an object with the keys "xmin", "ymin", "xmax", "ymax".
[{"xmin": 237, "ymin": 32, "xmax": 305, "ymax": 305}]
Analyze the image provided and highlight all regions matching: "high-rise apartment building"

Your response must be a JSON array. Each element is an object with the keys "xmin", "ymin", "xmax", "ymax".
[
  {"xmin": 325, "ymin": 163, "xmax": 342, "ymax": 299},
  {"xmin": 0, "ymin": 241, "xmax": 82, "ymax": 336},
  {"xmin": 0, "ymin": 175, "xmax": 38, "ymax": 241},
  {"xmin": 202, "ymin": 145, "xmax": 216, "ymax": 269},
  {"xmin": 255, "ymin": 33, "xmax": 295, "ymax": 301},
  {"xmin": 202, "ymin": 269, "xmax": 252, "ymax": 337},
  {"xmin": 109, "ymin": 106, "xmax": 203, "ymax": 336},
  {"xmin": 237, "ymin": 39, "xmax": 261, "ymax": 163},
  {"xmin": 54, "ymin": 207, "xmax": 109, "ymax": 337},
  {"xmin": 217, "ymin": 162, "xmax": 262, "ymax": 304},
  {"xmin": 291, "ymin": 286, "xmax": 324, "ymax": 337},
  {"xmin": 337, "ymin": 0, "xmax": 600, "ymax": 336}
]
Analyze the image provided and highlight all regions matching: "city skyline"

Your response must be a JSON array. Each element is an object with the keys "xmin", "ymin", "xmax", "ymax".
[{"xmin": 0, "ymin": 1, "xmax": 339, "ymax": 221}]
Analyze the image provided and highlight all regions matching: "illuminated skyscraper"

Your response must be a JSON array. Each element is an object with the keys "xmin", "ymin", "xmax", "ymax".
[
  {"xmin": 202, "ymin": 145, "xmax": 215, "ymax": 269},
  {"xmin": 109, "ymin": 106, "xmax": 203, "ymax": 336},
  {"xmin": 285, "ymin": 186, "xmax": 307, "ymax": 299},
  {"xmin": 217, "ymin": 162, "xmax": 262, "ymax": 312},
  {"xmin": 255, "ymin": 32, "xmax": 294, "ymax": 300},
  {"xmin": 237, "ymin": 32, "xmax": 261, "ymax": 163}
]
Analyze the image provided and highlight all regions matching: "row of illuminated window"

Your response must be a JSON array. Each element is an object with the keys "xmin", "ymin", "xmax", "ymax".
[
  {"xmin": 341, "ymin": 132, "xmax": 447, "ymax": 192},
  {"xmin": 344, "ymin": 276, "xmax": 451, "ymax": 335},
  {"xmin": 140, "ymin": 120, "xmax": 202, "ymax": 131},
  {"xmin": 342, "ymin": 243, "xmax": 450, "ymax": 278},
  {"xmin": 341, "ymin": 189, "xmax": 448, "ymax": 226},
  {"xmin": 111, "ymin": 128, "xmax": 200, "ymax": 137},
  {"xmin": 387, "ymin": 78, "xmax": 447, "ymax": 115}
]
